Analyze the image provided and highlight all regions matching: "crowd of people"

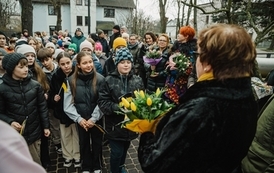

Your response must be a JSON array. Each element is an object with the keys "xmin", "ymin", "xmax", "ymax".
[{"xmin": 0, "ymin": 23, "xmax": 274, "ymax": 173}]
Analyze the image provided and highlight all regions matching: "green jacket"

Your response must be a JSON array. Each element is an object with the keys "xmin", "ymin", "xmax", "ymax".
[
  {"xmin": 71, "ymin": 34, "xmax": 86, "ymax": 53},
  {"xmin": 242, "ymin": 95, "xmax": 274, "ymax": 173}
]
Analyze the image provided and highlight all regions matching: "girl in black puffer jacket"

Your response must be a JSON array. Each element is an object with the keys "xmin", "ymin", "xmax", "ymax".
[{"xmin": 0, "ymin": 53, "xmax": 50, "ymax": 165}]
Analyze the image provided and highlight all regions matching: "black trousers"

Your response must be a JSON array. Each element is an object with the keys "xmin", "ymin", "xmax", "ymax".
[
  {"xmin": 77, "ymin": 120, "xmax": 103, "ymax": 172},
  {"xmin": 40, "ymin": 134, "xmax": 50, "ymax": 168}
]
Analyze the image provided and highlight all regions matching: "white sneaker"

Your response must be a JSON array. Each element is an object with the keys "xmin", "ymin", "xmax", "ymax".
[
  {"xmin": 63, "ymin": 159, "xmax": 72, "ymax": 167},
  {"xmin": 94, "ymin": 170, "xmax": 102, "ymax": 173},
  {"xmin": 74, "ymin": 159, "xmax": 81, "ymax": 168},
  {"xmin": 82, "ymin": 171, "xmax": 90, "ymax": 173}
]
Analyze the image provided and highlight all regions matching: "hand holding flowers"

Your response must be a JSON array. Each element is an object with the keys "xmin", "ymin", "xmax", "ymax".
[
  {"xmin": 143, "ymin": 49, "xmax": 162, "ymax": 75},
  {"xmin": 117, "ymin": 88, "xmax": 175, "ymax": 133}
]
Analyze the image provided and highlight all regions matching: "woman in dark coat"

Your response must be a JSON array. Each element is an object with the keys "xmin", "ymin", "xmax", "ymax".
[{"xmin": 138, "ymin": 24, "xmax": 258, "ymax": 173}]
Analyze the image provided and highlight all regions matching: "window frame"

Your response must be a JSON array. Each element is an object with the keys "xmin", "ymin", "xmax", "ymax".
[
  {"xmin": 48, "ymin": 5, "xmax": 56, "ymax": 15},
  {"xmin": 76, "ymin": 0, "xmax": 82, "ymax": 5},
  {"xmin": 77, "ymin": 16, "xmax": 83, "ymax": 26},
  {"xmin": 104, "ymin": 8, "xmax": 115, "ymax": 18}
]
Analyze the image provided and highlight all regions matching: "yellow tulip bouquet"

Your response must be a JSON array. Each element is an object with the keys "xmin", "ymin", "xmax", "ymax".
[{"xmin": 117, "ymin": 88, "xmax": 175, "ymax": 133}]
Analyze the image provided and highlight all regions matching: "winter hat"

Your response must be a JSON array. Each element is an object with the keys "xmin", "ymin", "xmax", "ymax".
[
  {"xmin": 68, "ymin": 43, "xmax": 77, "ymax": 52},
  {"xmin": 80, "ymin": 40, "xmax": 93, "ymax": 51},
  {"xmin": 0, "ymin": 48, "xmax": 7, "ymax": 56},
  {"xmin": 53, "ymin": 49, "xmax": 64, "ymax": 60},
  {"xmin": 15, "ymin": 44, "xmax": 36, "ymax": 57},
  {"xmin": 57, "ymin": 39, "xmax": 63, "ymax": 47},
  {"xmin": 114, "ymin": 47, "xmax": 133, "ymax": 66},
  {"xmin": 2, "ymin": 53, "xmax": 27, "ymax": 75},
  {"xmin": 15, "ymin": 39, "xmax": 28, "ymax": 48},
  {"xmin": 0, "ymin": 31, "xmax": 7, "ymax": 40},
  {"xmin": 45, "ymin": 42, "xmax": 56, "ymax": 49},
  {"xmin": 113, "ymin": 37, "xmax": 127, "ymax": 50},
  {"xmin": 94, "ymin": 42, "xmax": 103, "ymax": 51},
  {"xmin": 113, "ymin": 25, "xmax": 120, "ymax": 31},
  {"xmin": 75, "ymin": 28, "xmax": 82, "ymax": 32}
]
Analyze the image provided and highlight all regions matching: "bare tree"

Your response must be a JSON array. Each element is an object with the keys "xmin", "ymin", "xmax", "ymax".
[
  {"xmin": 159, "ymin": 0, "xmax": 168, "ymax": 33},
  {"xmin": 18, "ymin": 0, "xmax": 33, "ymax": 34},
  {"xmin": 0, "ymin": 0, "xmax": 19, "ymax": 31},
  {"xmin": 49, "ymin": 0, "xmax": 62, "ymax": 31}
]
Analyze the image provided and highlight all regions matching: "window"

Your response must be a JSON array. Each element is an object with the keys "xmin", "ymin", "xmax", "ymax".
[
  {"xmin": 104, "ymin": 8, "xmax": 115, "ymax": 18},
  {"xmin": 77, "ymin": 16, "xmax": 83, "ymax": 26},
  {"xmin": 76, "ymin": 0, "xmax": 82, "ymax": 5},
  {"xmin": 85, "ymin": 16, "xmax": 89, "ymax": 26},
  {"xmin": 85, "ymin": 0, "xmax": 88, "ymax": 6},
  {"xmin": 48, "ymin": 5, "xmax": 56, "ymax": 15}
]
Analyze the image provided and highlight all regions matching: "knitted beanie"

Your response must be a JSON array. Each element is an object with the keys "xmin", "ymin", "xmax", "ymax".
[
  {"xmin": 2, "ymin": 53, "xmax": 27, "ymax": 75},
  {"xmin": 0, "ymin": 48, "xmax": 7, "ymax": 56},
  {"xmin": 113, "ymin": 37, "xmax": 127, "ymax": 50},
  {"xmin": 0, "ymin": 31, "xmax": 7, "ymax": 41},
  {"xmin": 68, "ymin": 43, "xmax": 77, "ymax": 52},
  {"xmin": 94, "ymin": 42, "xmax": 103, "ymax": 51},
  {"xmin": 45, "ymin": 42, "xmax": 56, "ymax": 49},
  {"xmin": 80, "ymin": 40, "xmax": 93, "ymax": 51},
  {"xmin": 16, "ymin": 44, "xmax": 36, "ymax": 57},
  {"xmin": 113, "ymin": 25, "xmax": 120, "ymax": 31},
  {"xmin": 114, "ymin": 47, "xmax": 133, "ymax": 66}
]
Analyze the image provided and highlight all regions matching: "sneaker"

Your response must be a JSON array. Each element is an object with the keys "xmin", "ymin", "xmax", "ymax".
[
  {"xmin": 74, "ymin": 159, "xmax": 81, "ymax": 168},
  {"xmin": 94, "ymin": 170, "xmax": 102, "ymax": 173},
  {"xmin": 82, "ymin": 171, "xmax": 90, "ymax": 173},
  {"xmin": 55, "ymin": 143, "xmax": 62, "ymax": 154},
  {"xmin": 120, "ymin": 165, "xmax": 127, "ymax": 173},
  {"xmin": 63, "ymin": 159, "xmax": 72, "ymax": 167}
]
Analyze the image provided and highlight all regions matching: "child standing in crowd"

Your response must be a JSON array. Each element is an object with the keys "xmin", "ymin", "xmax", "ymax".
[
  {"xmin": 16, "ymin": 44, "xmax": 52, "ymax": 168},
  {"xmin": 37, "ymin": 47, "xmax": 62, "ymax": 155},
  {"xmin": 102, "ymin": 37, "xmax": 127, "ymax": 77},
  {"xmin": 49, "ymin": 52, "xmax": 80, "ymax": 168},
  {"xmin": 0, "ymin": 48, "xmax": 7, "ymax": 84},
  {"xmin": 0, "ymin": 53, "xmax": 50, "ymax": 165},
  {"xmin": 79, "ymin": 40, "xmax": 103, "ymax": 74},
  {"xmin": 94, "ymin": 42, "xmax": 107, "ymax": 70},
  {"xmin": 45, "ymin": 42, "xmax": 56, "ymax": 56},
  {"xmin": 64, "ymin": 52, "xmax": 105, "ymax": 173},
  {"xmin": 98, "ymin": 47, "xmax": 145, "ymax": 173},
  {"xmin": 68, "ymin": 43, "xmax": 77, "ymax": 59}
]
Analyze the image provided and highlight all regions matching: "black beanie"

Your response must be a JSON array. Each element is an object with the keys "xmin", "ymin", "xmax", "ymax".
[
  {"xmin": 2, "ymin": 53, "xmax": 27, "ymax": 75},
  {"xmin": 113, "ymin": 25, "xmax": 120, "ymax": 31},
  {"xmin": 0, "ymin": 31, "xmax": 7, "ymax": 40}
]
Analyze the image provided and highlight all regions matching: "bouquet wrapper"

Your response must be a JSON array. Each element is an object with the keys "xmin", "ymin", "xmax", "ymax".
[
  {"xmin": 143, "ymin": 56, "xmax": 162, "ymax": 66},
  {"xmin": 125, "ymin": 114, "xmax": 164, "ymax": 134}
]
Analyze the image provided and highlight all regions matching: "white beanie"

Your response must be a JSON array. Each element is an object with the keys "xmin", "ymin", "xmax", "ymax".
[
  {"xmin": 45, "ymin": 42, "xmax": 56, "ymax": 50},
  {"xmin": 15, "ymin": 44, "xmax": 36, "ymax": 57},
  {"xmin": 80, "ymin": 40, "xmax": 93, "ymax": 51}
]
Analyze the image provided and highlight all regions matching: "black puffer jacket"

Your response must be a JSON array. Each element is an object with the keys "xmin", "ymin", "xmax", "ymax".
[
  {"xmin": 72, "ymin": 71, "xmax": 105, "ymax": 121},
  {"xmin": 0, "ymin": 74, "xmax": 49, "ymax": 145},
  {"xmin": 98, "ymin": 69, "xmax": 145, "ymax": 141},
  {"xmin": 138, "ymin": 77, "xmax": 258, "ymax": 173},
  {"xmin": 49, "ymin": 67, "xmax": 75, "ymax": 126}
]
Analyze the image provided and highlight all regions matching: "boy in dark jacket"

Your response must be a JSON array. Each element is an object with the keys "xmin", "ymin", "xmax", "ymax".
[{"xmin": 0, "ymin": 53, "xmax": 50, "ymax": 165}]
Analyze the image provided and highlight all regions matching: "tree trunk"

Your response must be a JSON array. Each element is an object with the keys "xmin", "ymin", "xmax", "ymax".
[
  {"xmin": 269, "ymin": 36, "xmax": 274, "ymax": 50},
  {"xmin": 186, "ymin": 4, "xmax": 192, "ymax": 25},
  {"xmin": 193, "ymin": 0, "xmax": 197, "ymax": 31},
  {"xmin": 19, "ymin": 0, "xmax": 33, "ymax": 35},
  {"xmin": 176, "ymin": 0, "xmax": 181, "ymax": 36},
  {"xmin": 159, "ymin": 0, "xmax": 168, "ymax": 33},
  {"xmin": 55, "ymin": 1, "xmax": 62, "ymax": 31}
]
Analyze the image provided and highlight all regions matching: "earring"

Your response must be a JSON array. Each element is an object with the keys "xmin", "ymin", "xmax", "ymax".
[{"xmin": 204, "ymin": 68, "xmax": 207, "ymax": 72}]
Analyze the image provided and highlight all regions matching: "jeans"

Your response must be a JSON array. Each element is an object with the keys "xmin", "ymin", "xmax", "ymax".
[{"xmin": 108, "ymin": 139, "xmax": 130, "ymax": 173}]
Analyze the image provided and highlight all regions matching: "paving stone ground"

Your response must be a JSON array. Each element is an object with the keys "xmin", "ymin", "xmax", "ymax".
[{"xmin": 46, "ymin": 138, "xmax": 143, "ymax": 173}]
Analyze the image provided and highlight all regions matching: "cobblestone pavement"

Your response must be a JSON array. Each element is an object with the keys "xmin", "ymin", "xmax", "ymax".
[{"xmin": 46, "ymin": 138, "xmax": 143, "ymax": 173}]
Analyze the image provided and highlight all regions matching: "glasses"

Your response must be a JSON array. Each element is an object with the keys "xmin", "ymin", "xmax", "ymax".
[{"xmin": 158, "ymin": 39, "xmax": 167, "ymax": 42}]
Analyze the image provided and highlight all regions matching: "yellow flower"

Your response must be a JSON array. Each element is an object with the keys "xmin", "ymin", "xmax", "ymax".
[
  {"xmin": 156, "ymin": 88, "xmax": 161, "ymax": 97},
  {"xmin": 122, "ymin": 97, "xmax": 130, "ymax": 108},
  {"xmin": 134, "ymin": 90, "xmax": 138, "ymax": 98},
  {"xmin": 131, "ymin": 102, "xmax": 137, "ymax": 111},
  {"xmin": 147, "ymin": 97, "xmax": 152, "ymax": 106},
  {"xmin": 140, "ymin": 90, "xmax": 145, "ymax": 98}
]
